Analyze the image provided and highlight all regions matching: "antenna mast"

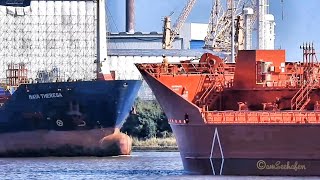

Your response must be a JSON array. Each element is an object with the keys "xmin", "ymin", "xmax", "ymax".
[{"xmin": 231, "ymin": 0, "xmax": 235, "ymax": 63}]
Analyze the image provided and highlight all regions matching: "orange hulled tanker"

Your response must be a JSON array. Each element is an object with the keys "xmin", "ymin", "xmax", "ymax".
[{"xmin": 136, "ymin": 45, "xmax": 320, "ymax": 176}]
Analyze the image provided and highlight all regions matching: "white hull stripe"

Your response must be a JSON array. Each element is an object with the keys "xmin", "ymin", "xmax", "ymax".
[{"xmin": 209, "ymin": 127, "xmax": 225, "ymax": 175}]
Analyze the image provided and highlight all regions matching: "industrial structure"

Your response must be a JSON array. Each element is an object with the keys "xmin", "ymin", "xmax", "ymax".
[
  {"xmin": 0, "ymin": 0, "xmax": 98, "ymax": 83},
  {"xmin": 161, "ymin": 0, "xmax": 197, "ymax": 49},
  {"xmin": 107, "ymin": 32, "xmax": 183, "ymax": 50},
  {"xmin": 257, "ymin": 0, "xmax": 275, "ymax": 50},
  {"xmin": 125, "ymin": 0, "xmax": 134, "ymax": 33},
  {"xmin": 107, "ymin": 0, "xmax": 276, "ymax": 54},
  {"xmin": 202, "ymin": 0, "xmax": 275, "ymax": 52},
  {"xmin": 160, "ymin": 0, "xmax": 275, "ymax": 55}
]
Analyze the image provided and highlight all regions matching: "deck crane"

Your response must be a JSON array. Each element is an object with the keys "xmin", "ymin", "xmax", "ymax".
[{"xmin": 162, "ymin": 0, "xmax": 197, "ymax": 49}]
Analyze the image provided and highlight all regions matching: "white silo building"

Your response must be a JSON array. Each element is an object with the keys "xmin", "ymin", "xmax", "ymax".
[{"xmin": 0, "ymin": 0, "xmax": 98, "ymax": 83}]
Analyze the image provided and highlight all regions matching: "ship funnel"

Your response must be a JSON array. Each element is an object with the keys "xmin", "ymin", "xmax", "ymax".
[{"xmin": 126, "ymin": 0, "xmax": 135, "ymax": 33}]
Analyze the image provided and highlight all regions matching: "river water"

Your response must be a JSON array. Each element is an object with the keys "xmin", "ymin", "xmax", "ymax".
[{"xmin": 0, "ymin": 151, "xmax": 318, "ymax": 180}]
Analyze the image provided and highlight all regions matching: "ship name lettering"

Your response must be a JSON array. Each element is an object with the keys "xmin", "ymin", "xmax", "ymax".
[
  {"xmin": 29, "ymin": 94, "xmax": 40, "ymax": 100},
  {"xmin": 29, "ymin": 93, "xmax": 63, "ymax": 100},
  {"xmin": 40, "ymin": 93, "xmax": 63, "ymax": 99},
  {"xmin": 256, "ymin": 160, "xmax": 306, "ymax": 171}
]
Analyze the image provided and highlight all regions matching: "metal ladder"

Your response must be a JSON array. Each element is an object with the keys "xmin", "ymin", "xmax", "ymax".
[{"xmin": 291, "ymin": 67, "xmax": 318, "ymax": 110}]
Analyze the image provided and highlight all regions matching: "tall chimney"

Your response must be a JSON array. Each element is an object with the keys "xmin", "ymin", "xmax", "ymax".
[{"xmin": 126, "ymin": 0, "xmax": 135, "ymax": 33}]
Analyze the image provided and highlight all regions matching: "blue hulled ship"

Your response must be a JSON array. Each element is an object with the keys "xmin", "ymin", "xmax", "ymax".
[
  {"xmin": 0, "ymin": 79, "xmax": 141, "ymax": 156},
  {"xmin": 0, "ymin": 0, "xmax": 142, "ymax": 156},
  {"xmin": 0, "ymin": 80, "xmax": 141, "ymax": 132}
]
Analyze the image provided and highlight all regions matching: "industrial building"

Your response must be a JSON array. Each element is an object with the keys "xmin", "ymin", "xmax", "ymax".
[
  {"xmin": 108, "ymin": 32, "xmax": 183, "ymax": 50},
  {"xmin": 107, "ymin": 22, "xmax": 208, "ymax": 50},
  {"xmin": 0, "ymin": 0, "xmax": 101, "ymax": 83}
]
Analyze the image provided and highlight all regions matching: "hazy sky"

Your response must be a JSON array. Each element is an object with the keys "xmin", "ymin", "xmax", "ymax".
[{"xmin": 107, "ymin": 0, "xmax": 320, "ymax": 61}]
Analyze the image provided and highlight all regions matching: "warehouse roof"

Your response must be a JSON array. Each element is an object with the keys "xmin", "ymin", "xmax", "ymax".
[{"xmin": 107, "ymin": 49, "xmax": 227, "ymax": 58}]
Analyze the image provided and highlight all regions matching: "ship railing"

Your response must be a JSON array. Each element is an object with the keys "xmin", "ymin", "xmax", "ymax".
[
  {"xmin": 203, "ymin": 111, "xmax": 320, "ymax": 124},
  {"xmin": 225, "ymin": 79, "xmax": 234, "ymax": 88},
  {"xmin": 141, "ymin": 63, "xmax": 203, "ymax": 76},
  {"xmin": 198, "ymin": 80, "xmax": 214, "ymax": 99},
  {"xmin": 294, "ymin": 84, "xmax": 311, "ymax": 108},
  {"xmin": 139, "ymin": 62, "xmax": 235, "ymax": 77},
  {"xmin": 259, "ymin": 80, "xmax": 298, "ymax": 88}
]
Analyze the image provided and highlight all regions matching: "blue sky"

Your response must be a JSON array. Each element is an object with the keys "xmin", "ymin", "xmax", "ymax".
[{"xmin": 107, "ymin": 0, "xmax": 320, "ymax": 61}]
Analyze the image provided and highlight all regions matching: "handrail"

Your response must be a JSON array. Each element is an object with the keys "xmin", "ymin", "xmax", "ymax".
[
  {"xmin": 291, "ymin": 83, "xmax": 307, "ymax": 109},
  {"xmin": 203, "ymin": 84, "xmax": 217, "ymax": 102},
  {"xmin": 198, "ymin": 81, "xmax": 215, "ymax": 104},
  {"xmin": 291, "ymin": 66, "xmax": 319, "ymax": 110},
  {"xmin": 139, "ymin": 62, "xmax": 235, "ymax": 77},
  {"xmin": 203, "ymin": 111, "xmax": 320, "ymax": 124}
]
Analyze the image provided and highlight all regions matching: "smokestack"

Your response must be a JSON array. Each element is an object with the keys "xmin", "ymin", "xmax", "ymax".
[{"xmin": 126, "ymin": 0, "xmax": 135, "ymax": 33}]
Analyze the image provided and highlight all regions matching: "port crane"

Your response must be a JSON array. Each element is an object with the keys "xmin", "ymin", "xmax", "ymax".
[
  {"xmin": 162, "ymin": 0, "xmax": 256, "ymax": 52},
  {"xmin": 162, "ymin": 0, "xmax": 197, "ymax": 49},
  {"xmin": 162, "ymin": 0, "xmax": 277, "ymax": 54},
  {"xmin": 203, "ymin": 0, "xmax": 257, "ymax": 52}
]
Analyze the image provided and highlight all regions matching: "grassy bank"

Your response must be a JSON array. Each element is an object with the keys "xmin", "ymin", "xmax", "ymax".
[{"xmin": 132, "ymin": 136, "xmax": 178, "ymax": 151}]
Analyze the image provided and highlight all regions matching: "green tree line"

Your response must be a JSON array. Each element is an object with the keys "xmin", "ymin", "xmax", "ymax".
[{"xmin": 121, "ymin": 98, "xmax": 172, "ymax": 139}]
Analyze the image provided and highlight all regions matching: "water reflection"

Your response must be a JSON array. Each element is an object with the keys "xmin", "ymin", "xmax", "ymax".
[{"xmin": 0, "ymin": 152, "xmax": 317, "ymax": 180}]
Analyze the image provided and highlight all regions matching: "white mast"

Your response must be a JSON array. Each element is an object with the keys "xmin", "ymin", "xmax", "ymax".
[
  {"xmin": 257, "ymin": 0, "xmax": 265, "ymax": 49},
  {"xmin": 97, "ymin": 0, "xmax": 111, "ymax": 79},
  {"xmin": 231, "ymin": 0, "xmax": 235, "ymax": 63}
]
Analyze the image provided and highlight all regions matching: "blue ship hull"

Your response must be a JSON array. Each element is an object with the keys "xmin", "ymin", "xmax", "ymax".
[{"xmin": 0, "ymin": 80, "xmax": 142, "ymax": 156}]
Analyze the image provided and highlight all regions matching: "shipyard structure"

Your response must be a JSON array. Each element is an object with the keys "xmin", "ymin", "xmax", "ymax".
[{"xmin": 0, "ymin": 0, "xmax": 100, "ymax": 83}]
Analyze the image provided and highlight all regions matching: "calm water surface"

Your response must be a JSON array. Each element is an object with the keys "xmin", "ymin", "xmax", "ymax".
[{"xmin": 0, "ymin": 151, "xmax": 318, "ymax": 180}]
